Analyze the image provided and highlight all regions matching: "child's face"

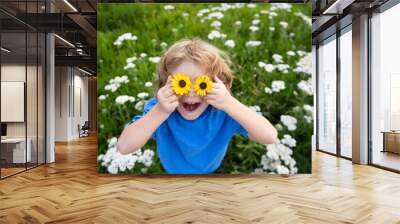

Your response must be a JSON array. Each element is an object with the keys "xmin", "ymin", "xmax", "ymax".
[{"xmin": 170, "ymin": 61, "xmax": 209, "ymax": 120}]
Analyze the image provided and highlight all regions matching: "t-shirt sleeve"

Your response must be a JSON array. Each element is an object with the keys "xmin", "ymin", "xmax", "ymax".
[
  {"xmin": 227, "ymin": 115, "xmax": 248, "ymax": 138},
  {"xmin": 125, "ymin": 97, "xmax": 158, "ymax": 139}
]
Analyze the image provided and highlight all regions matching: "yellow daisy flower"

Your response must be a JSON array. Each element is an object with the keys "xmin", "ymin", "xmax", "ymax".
[
  {"xmin": 171, "ymin": 73, "xmax": 192, "ymax": 95},
  {"xmin": 195, "ymin": 75, "xmax": 213, "ymax": 96}
]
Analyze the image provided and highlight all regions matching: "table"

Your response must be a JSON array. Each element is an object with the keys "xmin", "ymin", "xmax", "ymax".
[
  {"xmin": 381, "ymin": 131, "xmax": 400, "ymax": 154},
  {"xmin": 1, "ymin": 138, "xmax": 31, "ymax": 163}
]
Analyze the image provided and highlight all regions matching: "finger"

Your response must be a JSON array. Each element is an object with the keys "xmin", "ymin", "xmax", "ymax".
[
  {"xmin": 163, "ymin": 86, "xmax": 174, "ymax": 96},
  {"xmin": 167, "ymin": 94, "xmax": 178, "ymax": 102},
  {"xmin": 167, "ymin": 75, "xmax": 172, "ymax": 83},
  {"xmin": 171, "ymin": 101, "xmax": 179, "ymax": 108},
  {"xmin": 209, "ymin": 88, "xmax": 221, "ymax": 95},
  {"xmin": 204, "ymin": 95, "xmax": 217, "ymax": 101},
  {"xmin": 214, "ymin": 75, "xmax": 223, "ymax": 84}
]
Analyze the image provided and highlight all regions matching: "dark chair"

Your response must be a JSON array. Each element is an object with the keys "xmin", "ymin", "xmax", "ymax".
[{"xmin": 78, "ymin": 121, "xmax": 90, "ymax": 138}]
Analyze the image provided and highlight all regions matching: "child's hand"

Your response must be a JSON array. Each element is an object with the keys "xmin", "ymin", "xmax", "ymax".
[
  {"xmin": 157, "ymin": 76, "xmax": 179, "ymax": 114},
  {"xmin": 205, "ymin": 76, "xmax": 233, "ymax": 111}
]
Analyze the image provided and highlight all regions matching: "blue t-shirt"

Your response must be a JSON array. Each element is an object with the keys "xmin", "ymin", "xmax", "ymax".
[{"xmin": 128, "ymin": 97, "xmax": 248, "ymax": 174}]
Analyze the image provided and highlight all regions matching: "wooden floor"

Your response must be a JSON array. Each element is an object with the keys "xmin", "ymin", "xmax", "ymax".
[{"xmin": 1, "ymin": 135, "xmax": 400, "ymax": 223}]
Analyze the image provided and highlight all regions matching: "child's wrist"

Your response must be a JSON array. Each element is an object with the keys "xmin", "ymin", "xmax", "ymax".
[
  {"xmin": 154, "ymin": 103, "xmax": 173, "ymax": 118},
  {"xmin": 222, "ymin": 95, "xmax": 236, "ymax": 112}
]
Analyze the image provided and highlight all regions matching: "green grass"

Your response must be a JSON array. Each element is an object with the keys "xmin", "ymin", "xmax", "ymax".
[{"xmin": 97, "ymin": 3, "xmax": 312, "ymax": 174}]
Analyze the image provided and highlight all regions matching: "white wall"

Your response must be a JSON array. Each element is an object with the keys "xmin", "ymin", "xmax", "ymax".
[
  {"xmin": 54, "ymin": 67, "xmax": 89, "ymax": 141},
  {"xmin": 371, "ymin": 4, "xmax": 400, "ymax": 154}
]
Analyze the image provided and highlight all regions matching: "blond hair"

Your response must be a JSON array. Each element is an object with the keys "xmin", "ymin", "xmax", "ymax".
[{"xmin": 156, "ymin": 38, "xmax": 234, "ymax": 91}]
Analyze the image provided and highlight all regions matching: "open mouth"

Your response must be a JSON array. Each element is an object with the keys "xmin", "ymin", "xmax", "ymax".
[{"xmin": 182, "ymin": 102, "xmax": 201, "ymax": 112}]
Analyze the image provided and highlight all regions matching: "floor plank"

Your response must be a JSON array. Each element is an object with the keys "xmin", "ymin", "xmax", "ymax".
[{"xmin": 1, "ymin": 135, "xmax": 400, "ymax": 223}]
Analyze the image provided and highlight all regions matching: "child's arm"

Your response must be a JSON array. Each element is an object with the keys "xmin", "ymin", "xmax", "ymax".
[
  {"xmin": 205, "ymin": 77, "xmax": 278, "ymax": 145},
  {"xmin": 117, "ymin": 76, "xmax": 178, "ymax": 154}
]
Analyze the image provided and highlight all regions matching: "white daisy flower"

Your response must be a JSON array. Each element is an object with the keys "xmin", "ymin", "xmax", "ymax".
[
  {"xmin": 137, "ymin": 92, "xmax": 149, "ymax": 99},
  {"xmin": 249, "ymin": 25, "xmax": 259, "ymax": 32},
  {"xmin": 272, "ymin": 54, "xmax": 283, "ymax": 63},
  {"xmin": 297, "ymin": 79, "xmax": 313, "ymax": 95},
  {"xmin": 124, "ymin": 62, "xmax": 135, "ymax": 70},
  {"xmin": 264, "ymin": 87, "xmax": 272, "ymax": 94},
  {"xmin": 281, "ymin": 134, "xmax": 296, "ymax": 148},
  {"xmin": 113, "ymin": 33, "xmax": 137, "ymax": 46},
  {"xmin": 164, "ymin": 5, "xmax": 174, "ymax": 10},
  {"xmin": 294, "ymin": 52, "xmax": 312, "ymax": 75},
  {"xmin": 271, "ymin": 80, "xmax": 285, "ymax": 92},
  {"xmin": 224, "ymin": 39, "xmax": 235, "ymax": 48},
  {"xmin": 245, "ymin": 40, "xmax": 262, "ymax": 47},
  {"xmin": 208, "ymin": 30, "xmax": 226, "ymax": 40},
  {"xmin": 211, "ymin": 20, "xmax": 222, "ymax": 28},
  {"xmin": 149, "ymin": 56, "xmax": 161, "ymax": 63},
  {"xmin": 287, "ymin": 51, "xmax": 295, "ymax": 56},
  {"xmin": 115, "ymin": 95, "xmax": 135, "ymax": 105},
  {"xmin": 281, "ymin": 115, "xmax": 297, "ymax": 131},
  {"xmin": 252, "ymin": 19, "xmax": 260, "ymax": 25}
]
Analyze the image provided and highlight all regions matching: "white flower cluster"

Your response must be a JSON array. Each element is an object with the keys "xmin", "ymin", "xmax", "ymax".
[
  {"xmin": 270, "ymin": 3, "xmax": 292, "ymax": 12},
  {"xmin": 279, "ymin": 21, "xmax": 288, "ymax": 29},
  {"xmin": 135, "ymin": 100, "xmax": 146, "ymax": 111},
  {"xmin": 115, "ymin": 95, "xmax": 135, "ymax": 105},
  {"xmin": 268, "ymin": 11, "xmax": 278, "ymax": 20},
  {"xmin": 99, "ymin": 95, "xmax": 108, "ymax": 101},
  {"xmin": 113, "ymin": 33, "xmax": 137, "ymax": 46},
  {"xmin": 123, "ymin": 54, "xmax": 161, "ymax": 70},
  {"xmin": 124, "ymin": 56, "xmax": 137, "ymax": 70},
  {"xmin": 280, "ymin": 115, "xmax": 297, "ymax": 131},
  {"xmin": 208, "ymin": 30, "xmax": 226, "ymax": 40},
  {"xmin": 224, "ymin": 39, "xmax": 235, "ymax": 48},
  {"xmin": 276, "ymin": 64, "xmax": 290, "ymax": 73},
  {"xmin": 245, "ymin": 40, "xmax": 262, "ymax": 47},
  {"xmin": 149, "ymin": 56, "xmax": 161, "ymax": 64},
  {"xmin": 252, "ymin": 19, "xmax": 260, "ymax": 25},
  {"xmin": 303, "ymin": 104, "xmax": 314, "ymax": 123},
  {"xmin": 137, "ymin": 92, "xmax": 149, "ymax": 99},
  {"xmin": 287, "ymin": 51, "xmax": 295, "ymax": 56},
  {"xmin": 271, "ymin": 80, "xmax": 285, "ymax": 92},
  {"xmin": 97, "ymin": 137, "xmax": 155, "ymax": 174},
  {"xmin": 258, "ymin": 53, "xmax": 290, "ymax": 74},
  {"xmin": 104, "ymin": 75, "xmax": 129, "ymax": 92},
  {"xmin": 164, "ymin": 5, "xmax": 175, "ymax": 11},
  {"xmin": 208, "ymin": 11, "xmax": 224, "ymax": 20},
  {"xmin": 297, "ymin": 78, "xmax": 313, "ymax": 95},
  {"xmin": 281, "ymin": 134, "xmax": 296, "ymax": 147},
  {"xmin": 259, "ymin": 140, "xmax": 297, "ymax": 175},
  {"xmin": 258, "ymin": 62, "xmax": 275, "ymax": 73},
  {"xmin": 264, "ymin": 87, "xmax": 272, "ymax": 94},
  {"xmin": 211, "ymin": 20, "xmax": 222, "ymax": 28},
  {"xmin": 272, "ymin": 54, "xmax": 283, "ymax": 63},
  {"xmin": 249, "ymin": 25, "xmax": 259, "ymax": 32},
  {"xmin": 249, "ymin": 105, "xmax": 262, "ymax": 116},
  {"xmin": 295, "ymin": 12, "xmax": 312, "ymax": 26},
  {"xmin": 294, "ymin": 52, "xmax": 312, "ymax": 75}
]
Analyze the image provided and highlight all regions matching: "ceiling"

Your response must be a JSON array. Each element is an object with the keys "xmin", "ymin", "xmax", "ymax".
[
  {"xmin": 0, "ymin": 0, "xmax": 97, "ymax": 74},
  {"xmin": 312, "ymin": 0, "xmax": 390, "ymax": 44}
]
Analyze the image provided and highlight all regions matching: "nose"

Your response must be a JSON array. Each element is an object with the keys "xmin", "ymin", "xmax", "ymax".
[{"xmin": 187, "ymin": 87, "xmax": 196, "ymax": 97}]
